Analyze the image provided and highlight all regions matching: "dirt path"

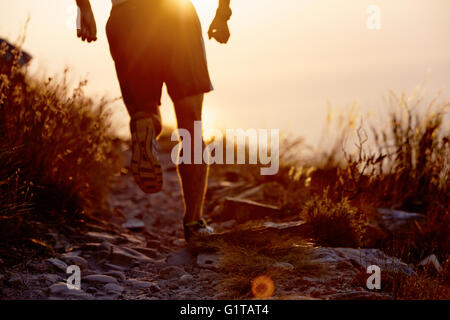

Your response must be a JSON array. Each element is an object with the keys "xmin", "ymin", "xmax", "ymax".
[{"xmin": 0, "ymin": 151, "xmax": 414, "ymax": 300}]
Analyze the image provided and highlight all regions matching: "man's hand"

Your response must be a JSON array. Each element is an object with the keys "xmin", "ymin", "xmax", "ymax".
[
  {"xmin": 77, "ymin": 4, "xmax": 97, "ymax": 43},
  {"xmin": 208, "ymin": 17, "xmax": 230, "ymax": 44}
]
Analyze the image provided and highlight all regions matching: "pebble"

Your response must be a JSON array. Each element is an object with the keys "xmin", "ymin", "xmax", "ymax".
[
  {"xmin": 127, "ymin": 279, "xmax": 159, "ymax": 291},
  {"xmin": 146, "ymin": 240, "xmax": 161, "ymax": 248},
  {"xmin": 85, "ymin": 232, "xmax": 117, "ymax": 243},
  {"xmin": 61, "ymin": 255, "xmax": 89, "ymax": 270},
  {"xmin": 46, "ymin": 258, "xmax": 68, "ymax": 272},
  {"xmin": 103, "ymin": 263, "xmax": 126, "ymax": 271},
  {"xmin": 122, "ymin": 218, "xmax": 145, "ymax": 231},
  {"xmin": 83, "ymin": 274, "xmax": 119, "ymax": 285},
  {"xmin": 179, "ymin": 274, "xmax": 194, "ymax": 285},
  {"xmin": 132, "ymin": 247, "xmax": 160, "ymax": 259},
  {"xmin": 48, "ymin": 282, "xmax": 93, "ymax": 299},
  {"xmin": 104, "ymin": 270, "xmax": 126, "ymax": 281},
  {"xmin": 104, "ymin": 283, "xmax": 124, "ymax": 294},
  {"xmin": 111, "ymin": 246, "xmax": 154, "ymax": 266},
  {"xmin": 159, "ymin": 266, "xmax": 187, "ymax": 279},
  {"xmin": 8, "ymin": 273, "xmax": 24, "ymax": 287},
  {"xmin": 42, "ymin": 274, "xmax": 62, "ymax": 285},
  {"xmin": 167, "ymin": 248, "xmax": 195, "ymax": 266},
  {"xmin": 270, "ymin": 262, "xmax": 295, "ymax": 271},
  {"xmin": 172, "ymin": 239, "xmax": 186, "ymax": 247},
  {"xmin": 196, "ymin": 253, "xmax": 222, "ymax": 270}
]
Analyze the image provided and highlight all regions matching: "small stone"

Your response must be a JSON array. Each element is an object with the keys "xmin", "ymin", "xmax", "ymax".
[
  {"xmin": 46, "ymin": 258, "xmax": 68, "ymax": 272},
  {"xmin": 49, "ymin": 283, "xmax": 72, "ymax": 295},
  {"xmin": 198, "ymin": 270, "xmax": 219, "ymax": 281},
  {"xmin": 121, "ymin": 233, "xmax": 146, "ymax": 245},
  {"xmin": 127, "ymin": 279, "xmax": 156, "ymax": 290},
  {"xmin": 104, "ymin": 270, "xmax": 126, "ymax": 281},
  {"xmin": 84, "ymin": 274, "xmax": 119, "ymax": 285},
  {"xmin": 111, "ymin": 246, "xmax": 154, "ymax": 266},
  {"xmin": 48, "ymin": 283, "xmax": 93, "ymax": 300},
  {"xmin": 197, "ymin": 254, "xmax": 222, "ymax": 270},
  {"xmin": 61, "ymin": 255, "xmax": 89, "ymax": 270},
  {"xmin": 146, "ymin": 240, "xmax": 161, "ymax": 248},
  {"xmin": 132, "ymin": 247, "xmax": 160, "ymax": 259},
  {"xmin": 85, "ymin": 232, "xmax": 117, "ymax": 243},
  {"xmin": 167, "ymin": 248, "xmax": 195, "ymax": 266},
  {"xmin": 122, "ymin": 218, "xmax": 145, "ymax": 231},
  {"xmin": 179, "ymin": 274, "xmax": 194, "ymax": 285},
  {"xmin": 104, "ymin": 283, "xmax": 124, "ymax": 294},
  {"xmin": 419, "ymin": 254, "xmax": 443, "ymax": 273},
  {"xmin": 160, "ymin": 266, "xmax": 187, "ymax": 279},
  {"xmin": 270, "ymin": 262, "xmax": 295, "ymax": 272},
  {"xmin": 8, "ymin": 273, "xmax": 24, "ymax": 287},
  {"xmin": 172, "ymin": 239, "xmax": 186, "ymax": 247},
  {"xmin": 149, "ymin": 283, "xmax": 161, "ymax": 293},
  {"xmin": 168, "ymin": 283, "xmax": 178, "ymax": 290},
  {"xmin": 42, "ymin": 274, "xmax": 62, "ymax": 285},
  {"xmin": 103, "ymin": 263, "xmax": 126, "ymax": 271},
  {"xmin": 101, "ymin": 241, "xmax": 114, "ymax": 252},
  {"xmin": 86, "ymin": 287, "xmax": 97, "ymax": 294}
]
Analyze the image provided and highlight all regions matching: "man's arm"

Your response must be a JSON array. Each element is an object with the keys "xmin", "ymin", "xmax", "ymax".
[
  {"xmin": 208, "ymin": 0, "xmax": 232, "ymax": 44},
  {"xmin": 76, "ymin": 0, "xmax": 97, "ymax": 43}
]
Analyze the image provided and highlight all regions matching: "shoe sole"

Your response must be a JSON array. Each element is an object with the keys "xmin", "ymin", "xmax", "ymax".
[{"xmin": 130, "ymin": 118, "xmax": 163, "ymax": 194}]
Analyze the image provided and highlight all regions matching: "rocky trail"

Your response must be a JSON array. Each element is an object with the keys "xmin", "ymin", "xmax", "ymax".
[{"xmin": 0, "ymin": 150, "xmax": 425, "ymax": 300}]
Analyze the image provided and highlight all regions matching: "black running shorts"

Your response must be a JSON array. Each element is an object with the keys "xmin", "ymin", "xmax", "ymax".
[{"xmin": 106, "ymin": 0, "xmax": 213, "ymax": 113}]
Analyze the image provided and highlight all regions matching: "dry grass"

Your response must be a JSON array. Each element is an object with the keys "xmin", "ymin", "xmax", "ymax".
[
  {"xmin": 300, "ymin": 188, "xmax": 367, "ymax": 247},
  {"xmin": 0, "ymin": 43, "xmax": 122, "ymax": 264},
  {"xmin": 213, "ymin": 238, "xmax": 320, "ymax": 299},
  {"xmin": 207, "ymin": 89, "xmax": 449, "ymax": 299}
]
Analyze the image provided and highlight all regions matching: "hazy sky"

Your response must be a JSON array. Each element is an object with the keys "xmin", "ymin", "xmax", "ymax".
[{"xmin": 1, "ymin": 0, "xmax": 449, "ymax": 144}]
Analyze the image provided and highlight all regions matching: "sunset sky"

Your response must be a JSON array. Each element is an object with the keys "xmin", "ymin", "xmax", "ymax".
[{"xmin": 1, "ymin": 0, "xmax": 449, "ymax": 144}]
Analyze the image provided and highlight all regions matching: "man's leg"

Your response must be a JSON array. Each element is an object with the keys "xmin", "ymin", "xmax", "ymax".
[{"xmin": 173, "ymin": 94, "xmax": 208, "ymax": 225}]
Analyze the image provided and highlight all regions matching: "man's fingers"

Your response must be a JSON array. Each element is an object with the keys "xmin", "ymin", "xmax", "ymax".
[{"xmin": 207, "ymin": 26, "xmax": 214, "ymax": 39}]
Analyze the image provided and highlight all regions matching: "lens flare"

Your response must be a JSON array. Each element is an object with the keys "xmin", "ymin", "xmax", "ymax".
[{"xmin": 251, "ymin": 275, "xmax": 275, "ymax": 299}]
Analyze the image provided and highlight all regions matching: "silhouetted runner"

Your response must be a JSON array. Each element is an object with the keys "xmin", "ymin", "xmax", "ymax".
[{"xmin": 76, "ymin": 0, "xmax": 232, "ymax": 242}]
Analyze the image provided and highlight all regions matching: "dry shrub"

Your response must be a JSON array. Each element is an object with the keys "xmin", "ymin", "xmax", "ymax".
[
  {"xmin": 391, "ymin": 272, "xmax": 450, "ymax": 300},
  {"xmin": 301, "ymin": 188, "xmax": 367, "ymax": 247},
  {"xmin": 0, "ymin": 43, "xmax": 122, "ymax": 260},
  {"xmin": 211, "ymin": 237, "xmax": 317, "ymax": 299}
]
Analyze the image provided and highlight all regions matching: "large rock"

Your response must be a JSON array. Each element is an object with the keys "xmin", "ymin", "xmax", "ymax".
[
  {"xmin": 377, "ymin": 208, "xmax": 425, "ymax": 234},
  {"xmin": 311, "ymin": 247, "xmax": 415, "ymax": 276}
]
